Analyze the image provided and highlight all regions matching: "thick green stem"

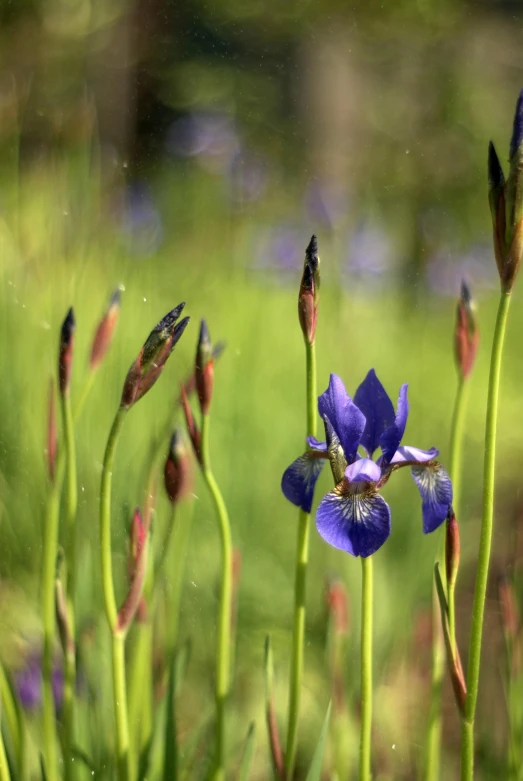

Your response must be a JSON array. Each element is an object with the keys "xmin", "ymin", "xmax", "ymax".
[
  {"xmin": 285, "ymin": 340, "xmax": 317, "ymax": 780},
  {"xmin": 461, "ymin": 291, "xmax": 512, "ymax": 781},
  {"xmin": 42, "ymin": 453, "xmax": 65, "ymax": 781},
  {"xmin": 61, "ymin": 392, "xmax": 78, "ymax": 781},
  {"xmin": 99, "ymin": 406, "xmax": 132, "ymax": 781},
  {"xmin": 425, "ymin": 373, "xmax": 470, "ymax": 780},
  {"xmin": 201, "ymin": 413, "xmax": 232, "ymax": 781},
  {"xmin": 359, "ymin": 556, "xmax": 373, "ymax": 781}
]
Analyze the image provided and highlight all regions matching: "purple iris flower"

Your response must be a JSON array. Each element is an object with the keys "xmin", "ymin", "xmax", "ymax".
[
  {"xmin": 15, "ymin": 653, "xmax": 64, "ymax": 711},
  {"xmin": 281, "ymin": 370, "xmax": 453, "ymax": 557}
]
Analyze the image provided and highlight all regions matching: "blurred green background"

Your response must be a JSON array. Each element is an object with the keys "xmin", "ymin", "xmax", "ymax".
[{"xmin": 1, "ymin": 0, "xmax": 523, "ymax": 777}]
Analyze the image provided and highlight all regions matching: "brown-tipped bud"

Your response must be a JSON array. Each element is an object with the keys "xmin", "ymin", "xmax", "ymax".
[
  {"xmin": 180, "ymin": 340, "xmax": 225, "ymax": 401},
  {"xmin": 121, "ymin": 304, "xmax": 190, "ymax": 409},
  {"xmin": 180, "ymin": 385, "xmax": 202, "ymax": 464},
  {"xmin": 55, "ymin": 554, "xmax": 74, "ymax": 657},
  {"xmin": 498, "ymin": 574, "xmax": 520, "ymax": 641},
  {"xmin": 298, "ymin": 235, "xmax": 320, "ymax": 345},
  {"xmin": 434, "ymin": 563, "xmax": 467, "ymax": 716},
  {"xmin": 445, "ymin": 507, "xmax": 460, "ymax": 590},
  {"xmin": 46, "ymin": 378, "xmax": 58, "ymax": 483},
  {"xmin": 195, "ymin": 319, "xmax": 214, "ymax": 414},
  {"xmin": 58, "ymin": 307, "xmax": 75, "ymax": 396},
  {"xmin": 454, "ymin": 282, "xmax": 479, "ymax": 379},
  {"xmin": 164, "ymin": 430, "xmax": 192, "ymax": 505},
  {"xmin": 90, "ymin": 289, "xmax": 121, "ymax": 371},
  {"xmin": 326, "ymin": 578, "xmax": 349, "ymax": 635},
  {"xmin": 118, "ymin": 508, "xmax": 148, "ymax": 633}
]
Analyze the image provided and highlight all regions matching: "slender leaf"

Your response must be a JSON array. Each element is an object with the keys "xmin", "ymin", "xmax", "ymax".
[
  {"xmin": 264, "ymin": 636, "xmax": 284, "ymax": 779},
  {"xmin": 237, "ymin": 723, "xmax": 256, "ymax": 781},
  {"xmin": 305, "ymin": 702, "xmax": 332, "ymax": 781},
  {"xmin": 163, "ymin": 651, "xmax": 179, "ymax": 781}
]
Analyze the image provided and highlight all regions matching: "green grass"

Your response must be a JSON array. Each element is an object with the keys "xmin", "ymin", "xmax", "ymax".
[{"xmin": 0, "ymin": 159, "xmax": 522, "ymax": 778}]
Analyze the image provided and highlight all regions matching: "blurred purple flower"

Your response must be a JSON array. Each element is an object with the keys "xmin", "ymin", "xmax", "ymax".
[
  {"xmin": 121, "ymin": 182, "xmax": 163, "ymax": 257},
  {"xmin": 344, "ymin": 222, "xmax": 394, "ymax": 283},
  {"xmin": 304, "ymin": 180, "xmax": 349, "ymax": 231},
  {"xmin": 252, "ymin": 225, "xmax": 304, "ymax": 280},
  {"xmin": 15, "ymin": 653, "xmax": 64, "ymax": 711},
  {"xmin": 166, "ymin": 112, "xmax": 240, "ymax": 174},
  {"xmin": 426, "ymin": 244, "xmax": 498, "ymax": 296}
]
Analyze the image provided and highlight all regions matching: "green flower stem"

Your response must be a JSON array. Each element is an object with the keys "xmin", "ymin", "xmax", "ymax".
[
  {"xmin": 0, "ymin": 726, "xmax": 11, "ymax": 781},
  {"xmin": 425, "ymin": 372, "xmax": 470, "ymax": 781},
  {"xmin": 99, "ymin": 406, "xmax": 133, "ymax": 781},
  {"xmin": 360, "ymin": 555, "xmax": 373, "ymax": 781},
  {"xmin": 461, "ymin": 290, "xmax": 512, "ymax": 781},
  {"xmin": 42, "ymin": 452, "xmax": 65, "ymax": 781},
  {"xmin": 0, "ymin": 665, "xmax": 25, "ymax": 781},
  {"xmin": 285, "ymin": 339, "xmax": 317, "ymax": 780},
  {"xmin": 200, "ymin": 412, "xmax": 232, "ymax": 781},
  {"xmin": 61, "ymin": 391, "xmax": 78, "ymax": 781}
]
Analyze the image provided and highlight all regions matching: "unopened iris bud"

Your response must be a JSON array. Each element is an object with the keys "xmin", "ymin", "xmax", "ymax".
[
  {"xmin": 90, "ymin": 289, "xmax": 122, "ymax": 371},
  {"xmin": 454, "ymin": 282, "xmax": 479, "ymax": 379},
  {"xmin": 489, "ymin": 90, "xmax": 523, "ymax": 292},
  {"xmin": 164, "ymin": 430, "xmax": 192, "ymax": 505},
  {"xmin": 58, "ymin": 307, "xmax": 75, "ymax": 397},
  {"xmin": 118, "ymin": 507, "xmax": 148, "ymax": 632},
  {"xmin": 195, "ymin": 319, "xmax": 214, "ymax": 414},
  {"xmin": 445, "ymin": 507, "xmax": 460, "ymax": 591},
  {"xmin": 298, "ymin": 234, "xmax": 320, "ymax": 344},
  {"xmin": 326, "ymin": 578, "xmax": 349, "ymax": 636},
  {"xmin": 46, "ymin": 378, "xmax": 58, "ymax": 482},
  {"xmin": 121, "ymin": 303, "xmax": 190, "ymax": 409},
  {"xmin": 180, "ymin": 385, "xmax": 202, "ymax": 464}
]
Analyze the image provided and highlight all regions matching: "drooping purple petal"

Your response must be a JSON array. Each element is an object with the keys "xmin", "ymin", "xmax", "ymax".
[
  {"xmin": 345, "ymin": 458, "xmax": 381, "ymax": 483},
  {"xmin": 379, "ymin": 384, "xmax": 409, "ymax": 466},
  {"xmin": 411, "ymin": 463, "xmax": 453, "ymax": 533},
  {"xmin": 390, "ymin": 445, "xmax": 439, "ymax": 465},
  {"xmin": 281, "ymin": 452, "xmax": 327, "ymax": 513},
  {"xmin": 318, "ymin": 374, "xmax": 366, "ymax": 462},
  {"xmin": 316, "ymin": 484, "xmax": 391, "ymax": 557},
  {"xmin": 353, "ymin": 369, "xmax": 395, "ymax": 456},
  {"xmin": 307, "ymin": 436, "xmax": 327, "ymax": 452}
]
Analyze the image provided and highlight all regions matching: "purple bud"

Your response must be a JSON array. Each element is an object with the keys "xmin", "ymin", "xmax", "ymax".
[
  {"xmin": 510, "ymin": 90, "xmax": 523, "ymax": 161},
  {"xmin": 58, "ymin": 307, "xmax": 75, "ymax": 396}
]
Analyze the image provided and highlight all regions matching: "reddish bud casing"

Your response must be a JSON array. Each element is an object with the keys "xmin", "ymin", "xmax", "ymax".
[
  {"xmin": 455, "ymin": 282, "xmax": 479, "ymax": 379},
  {"xmin": 195, "ymin": 319, "xmax": 214, "ymax": 414},
  {"xmin": 298, "ymin": 235, "xmax": 320, "ymax": 344},
  {"xmin": 117, "ymin": 508, "xmax": 149, "ymax": 632},
  {"xmin": 164, "ymin": 430, "xmax": 192, "ymax": 505},
  {"xmin": 90, "ymin": 289, "xmax": 121, "ymax": 371}
]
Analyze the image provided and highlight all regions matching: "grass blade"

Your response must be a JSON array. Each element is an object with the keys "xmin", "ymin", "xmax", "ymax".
[
  {"xmin": 305, "ymin": 702, "xmax": 332, "ymax": 781},
  {"xmin": 237, "ymin": 722, "xmax": 256, "ymax": 781}
]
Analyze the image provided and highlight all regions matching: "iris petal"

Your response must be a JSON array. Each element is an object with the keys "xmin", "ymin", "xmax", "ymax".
[
  {"xmin": 379, "ymin": 384, "xmax": 409, "ymax": 466},
  {"xmin": 411, "ymin": 463, "xmax": 453, "ymax": 533},
  {"xmin": 316, "ymin": 484, "xmax": 391, "ymax": 557},
  {"xmin": 345, "ymin": 458, "xmax": 381, "ymax": 483},
  {"xmin": 390, "ymin": 445, "xmax": 439, "ymax": 465},
  {"xmin": 281, "ymin": 452, "xmax": 327, "ymax": 513},
  {"xmin": 307, "ymin": 436, "xmax": 327, "ymax": 452},
  {"xmin": 318, "ymin": 374, "xmax": 366, "ymax": 462},
  {"xmin": 353, "ymin": 369, "xmax": 395, "ymax": 457}
]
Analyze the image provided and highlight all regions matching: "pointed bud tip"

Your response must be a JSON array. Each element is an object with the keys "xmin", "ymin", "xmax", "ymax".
[
  {"xmin": 488, "ymin": 141, "xmax": 505, "ymax": 189},
  {"xmin": 110, "ymin": 288, "xmax": 122, "ymax": 308},
  {"xmin": 61, "ymin": 307, "xmax": 75, "ymax": 344},
  {"xmin": 155, "ymin": 302, "xmax": 186, "ymax": 334},
  {"xmin": 198, "ymin": 318, "xmax": 211, "ymax": 347},
  {"xmin": 510, "ymin": 89, "xmax": 523, "ymax": 161}
]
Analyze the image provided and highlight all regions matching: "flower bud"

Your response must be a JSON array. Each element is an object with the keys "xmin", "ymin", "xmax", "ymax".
[
  {"xmin": 488, "ymin": 90, "xmax": 523, "ymax": 292},
  {"xmin": 434, "ymin": 563, "xmax": 467, "ymax": 716},
  {"xmin": 121, "ymin": 303, "xmax": 190, "ymax": 409},
  {"xmin": 58, "ymin": 307, "xmax": 75, "ymax": 397},
  {"xmin": 445, "ymin": 507, "xmax": 460, "ymax": 591},
  {"xmin": 326, "ymin": 578, "xmax": 349, "ymax": 636},
  {"xmin": 164, "ymin": 430, "xmax": 192, "ymax": 504},
  {"xmin": 195, "ymin": 319, "xmax": 214, "ymax": 414},
  {"xmin": 118, "ymin": 508, "xmax": 148, "ymax": 632},
  {"xmin": 180, "ymin": 384, "xmax": 202, "ymax": 464},
  {"xmin": 298, "ymin": 235, "xmax": 320, "ymax": 344},
  {"xmin": 90, "ymin": 289, "xmax": 121, "ymax": 371},
  {"xmin": 454, "ymin": 282, "xmax": 479, "ymax": 379},
  {"xmin": 46, "ymin": 377, "xmax": 58, "ymax": 482}
]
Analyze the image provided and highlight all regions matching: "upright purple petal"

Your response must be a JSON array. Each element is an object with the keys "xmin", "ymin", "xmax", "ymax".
[
  {"xmin": 318, "ymin": 374, "xmax": 366, "ymax": 462},
  {"xmin": 411, "ymin": 463, "xmax": 453, "ymax": 533},
  {"xmin": 345, "ymin": 458, "xmax": 381, "ymax": 483},
  {"xmin": 353, "ymin": 369, "xmax": 395, "ymax": 456},
  {"xmin": 281, "ymin": 452, "xmax": 327, "ymax": 513},
  {"xmin": 316, "ymin": 484, "xmax": 391, "ymax": 557},
  {"xmin": 379, "ymin": 384, "xmax": 409, "ymax": 466}
]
